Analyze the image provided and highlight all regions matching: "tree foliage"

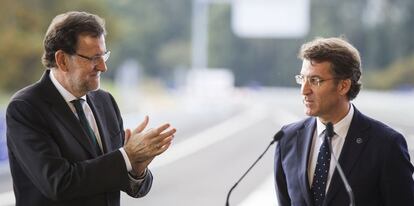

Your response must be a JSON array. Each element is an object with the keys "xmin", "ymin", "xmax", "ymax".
[
  {"xmin": 365, "ymin": 54, "xmax": 414, "ymax": 90},
  {"xmin": 0, "ymin": 0, "xmax": 113, "ymax": 93},
  {"xmin": 1, "ymin": 0, "xmax": 413, "ymax": 93},
  {"xmin": 207, "ymin": 0, "xmax": 414, "ymax": 88}
]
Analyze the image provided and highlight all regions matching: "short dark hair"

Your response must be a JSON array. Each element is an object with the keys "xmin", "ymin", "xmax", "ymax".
[
  {"xmin": 298, "ymin": 37, "xmax": 362, "ymax": 100},
  {"xmin": 42, "ymin": 11, "xmax": 106, "ymax": 68}
]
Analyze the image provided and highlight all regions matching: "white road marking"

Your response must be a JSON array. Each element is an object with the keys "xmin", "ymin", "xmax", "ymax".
[
  {"xmin": 239, "ymin": 174, "xmax": 278, "ymax": 206},
  {"xmin": 150, "ymin": 104, "xmax": 270, "ymax": 169},
  {"xmin": 238, "ymin": 107, "xmax": 301, "ymax": 206},
  {"xmin": 406, "ymin": 135, "xmax": 414, "ymax": 151},
  {"xmin": 0, "ymin": 191, "xmax": 14, "ymax": 206}
]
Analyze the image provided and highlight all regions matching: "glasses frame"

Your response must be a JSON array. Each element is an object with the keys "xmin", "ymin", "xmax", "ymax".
[
  {"xmin": 295, "ymin": 74, "xmax": 339, "ymax": 87},
  {"xmin": 75, "ymin": 51, "xmax": 111, "ymax": 65}
]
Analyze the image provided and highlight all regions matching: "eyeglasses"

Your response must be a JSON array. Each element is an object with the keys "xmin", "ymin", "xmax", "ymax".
[
  {"xmin": 295, "ymin": 74, "xmax": 338, "ymax": 87},
  {"xmin": 75, "ymin": 51, "xmax": 110, "ymax": 65}
]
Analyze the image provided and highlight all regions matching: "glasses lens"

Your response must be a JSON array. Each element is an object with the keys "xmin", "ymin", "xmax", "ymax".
[
  {"xmin": 309, "ymin": 77, "xmax": 319, "ymax": 86},
  {"xmin": 103, "ymin": 51, "xmax": 110, "ymax": 62},
  {"xmin": 295, "ymin": 75, "xmax": 303, "ymax": 85}
]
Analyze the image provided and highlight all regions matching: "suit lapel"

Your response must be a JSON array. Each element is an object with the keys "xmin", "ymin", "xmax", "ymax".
[
  {"xmin": 296, "ymin": 118, "xmax": 316, "ymax": 206},
  {"xmin": 40, "ymin": 70, "xmax": 98, "ymax": 157},
  {"xmin": 325, "ymin": 108, "xmax": 371, "ymax": 204}
]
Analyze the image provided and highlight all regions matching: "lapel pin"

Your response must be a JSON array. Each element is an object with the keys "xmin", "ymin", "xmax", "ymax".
[{"xmin": 356, "ymin": 138, "xmax": 363, "ymax": 144}]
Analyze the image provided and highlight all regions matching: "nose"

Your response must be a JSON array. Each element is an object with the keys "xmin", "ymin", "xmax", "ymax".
[
  {"xmin": 301, "ymin": 79, "xmax": 312, "ymax": 95},
  {"xmin": 95, "ymin": 58, "xmax": 107, "ymax": 72}
]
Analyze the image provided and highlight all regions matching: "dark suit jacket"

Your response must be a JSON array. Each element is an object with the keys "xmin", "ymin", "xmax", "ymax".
[
  {"xmin": 6, "ymin": 70, "xmax": 152, "ymax": 206},
  {"xmin": 274, "ymin": 107, "xmax": 414, "ymax": 206}
]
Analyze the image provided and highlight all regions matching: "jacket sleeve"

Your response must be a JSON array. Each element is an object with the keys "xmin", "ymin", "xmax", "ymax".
[{"xmin": 124, "ymin": 170, "xmax": 153, "ymax": 197}]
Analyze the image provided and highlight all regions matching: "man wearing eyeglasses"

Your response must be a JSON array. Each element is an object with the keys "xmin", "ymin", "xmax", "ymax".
[
  {"xmin": 6, "ymin": 11, "xmax": 176, "ymax": 206},
  {"xmin": 274, "ymin": 37, "xmax": 414, "ymax": 206}
]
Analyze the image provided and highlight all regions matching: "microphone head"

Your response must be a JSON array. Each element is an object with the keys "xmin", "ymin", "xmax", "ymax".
[
  {"xmin": 326, "ymin": 122, "xmax": 334, "ymax": 138},
  {"xmin": 273, "ymin": 130, "xmax": 284, "ymax": 142}
]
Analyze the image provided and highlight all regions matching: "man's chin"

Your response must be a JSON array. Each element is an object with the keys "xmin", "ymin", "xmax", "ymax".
[
  {"xmin": 90, "ymin": 85, "xmax": 100, "ymax": 92},
  {"xmin": 86, "ymin": 82, "xmax": 100, "ymax": 92},
  {"xmin": 304, "ymin": 109, "xmax": 317, "ymax": 117}
]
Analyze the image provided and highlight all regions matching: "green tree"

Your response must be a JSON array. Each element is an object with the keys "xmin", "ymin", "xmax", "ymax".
[
  {"xmin": 0, "ymin": 0, "xmax": 113, "ymax": 93},
  {"xmin": 105, "ymin": 0, "xmax": 192, "ymax": 78}
]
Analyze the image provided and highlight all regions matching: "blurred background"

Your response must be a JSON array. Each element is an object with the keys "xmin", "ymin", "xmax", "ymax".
[{"xmin": 0, "ymin": 0, "xmax": 413, "ymax": 205}]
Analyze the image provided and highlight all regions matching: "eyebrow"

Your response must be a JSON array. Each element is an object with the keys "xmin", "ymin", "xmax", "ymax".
[
  {"xmin": 91, "ymin": 51, "xmax": 108, "ymax": 57},
  {"xmin": 300, "ymin": 74, "xmax": 323, "ymax": 78}
]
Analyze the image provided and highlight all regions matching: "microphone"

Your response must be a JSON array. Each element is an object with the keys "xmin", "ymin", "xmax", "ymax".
[
  {"xmin": 225, "ymin": 130, "xmax": 284, "ymax": 206},
  {"xmin": 325, "ymin": 122, "xmax": 355, "ymax": 206}
]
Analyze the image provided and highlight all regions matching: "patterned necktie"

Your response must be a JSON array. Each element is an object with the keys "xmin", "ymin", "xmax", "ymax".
[
  {"xmin": 71, "ymin": 99, "xmax": 101, "ymax": 154},
  {"xmin": 311, "ymin": 131, "xmax": 331, "ymax": 206}
]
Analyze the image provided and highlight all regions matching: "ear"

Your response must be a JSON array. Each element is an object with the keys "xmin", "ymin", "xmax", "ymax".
[
  {"xmin": 55, "ymin": 50, "xmax": 69, "ymax": 72},
  {"xmin": 338, "ymin": 79, "xmax": 351, "ymax": 96}
]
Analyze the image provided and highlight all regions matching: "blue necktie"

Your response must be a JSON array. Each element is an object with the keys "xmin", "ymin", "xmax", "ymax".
[
  {"xmin": 311, "ymin": 131, "xmax": 331, "ymax": 206},
  {"xmin": 71, "ymin": 99, "xmax": 101, "ymax": 154}
]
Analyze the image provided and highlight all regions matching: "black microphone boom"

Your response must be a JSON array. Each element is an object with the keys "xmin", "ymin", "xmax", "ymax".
[
  {"xmin": 225, "ymin": 130, "xmax": 284, "ymax": 206},
  {"xmin": 325, "ymin": 122, "xmax": 355, "ymax": 206},
  {"xmin": 272, "ymin": 130, "xmax": 284, "ymax": 144}
]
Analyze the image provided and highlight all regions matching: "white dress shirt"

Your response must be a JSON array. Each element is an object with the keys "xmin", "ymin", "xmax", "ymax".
[
  {"xmin": 49, "ymin": 70, "xmax": 134, "ymax": 172},
  {"xmin": 307, "ymin": 104, "xmax": 354, "ymax": 192}
]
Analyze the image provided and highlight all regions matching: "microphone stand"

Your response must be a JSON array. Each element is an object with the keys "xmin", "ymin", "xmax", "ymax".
[
  {"xmin": 326, "ymin": 123, "xmax": 355, "ymax": 206},
  {"xmin": 225, "ymin": 130, "xmax": 284, "ymax": 206}
]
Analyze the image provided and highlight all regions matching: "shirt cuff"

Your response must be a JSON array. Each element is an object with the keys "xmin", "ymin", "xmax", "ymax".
[{"xmin": 119, "ymin": 147, "xmax": 132, "ymax": 172}]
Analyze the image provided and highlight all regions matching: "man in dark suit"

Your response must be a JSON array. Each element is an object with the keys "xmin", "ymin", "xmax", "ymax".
[
  {"xmin": 274, "ymin": 37, "xmax": 414, "ymax": 206},
  {"xmin": 6, "ymin": 11, "xmax": 176, "ymax": 206}
]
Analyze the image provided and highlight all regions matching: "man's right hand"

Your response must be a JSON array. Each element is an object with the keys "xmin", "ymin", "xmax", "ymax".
[{"xmin": 124, "ymin": 116, "xmax": 176, "ymax": 170}]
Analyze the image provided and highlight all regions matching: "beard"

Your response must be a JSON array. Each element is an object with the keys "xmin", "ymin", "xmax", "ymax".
[{"xmin": 68, "ymin": 74, "xmax": 100, "ymax": 96}]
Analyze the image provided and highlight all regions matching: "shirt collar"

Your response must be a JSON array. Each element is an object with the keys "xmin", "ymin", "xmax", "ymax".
[
  {"xmin": 316, "ymin": 104, "xmax": 354, "ymax": 139},
  {"xmin": 49, "ymin": 69, "xmax": 87, "ymax": 103}
]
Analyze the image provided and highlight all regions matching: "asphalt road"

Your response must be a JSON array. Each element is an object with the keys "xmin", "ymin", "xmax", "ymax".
[{"xmin": 0, "ymin": 88, "xmax": 413, "ymax": 206}]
